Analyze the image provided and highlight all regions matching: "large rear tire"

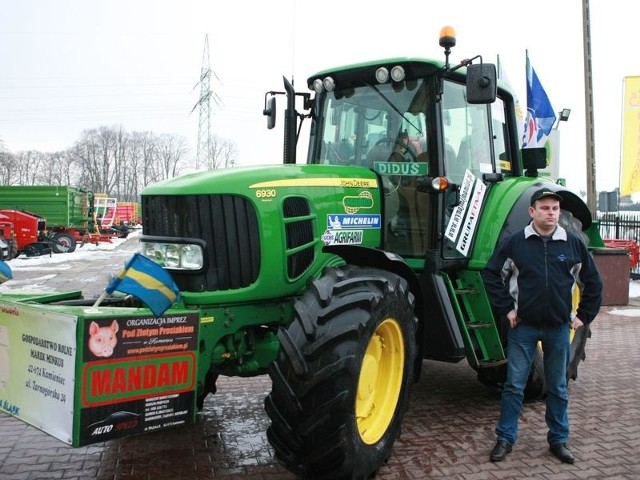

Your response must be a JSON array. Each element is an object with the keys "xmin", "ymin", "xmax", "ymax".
[{"xmin": 265, "ymin": 266, "xmax": 417, "ymax": 480}]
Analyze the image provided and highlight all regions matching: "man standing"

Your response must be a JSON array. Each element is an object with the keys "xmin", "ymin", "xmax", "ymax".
[{"xmin": 481, "ymin": 188, "xmax": 603, "ymax": 464}]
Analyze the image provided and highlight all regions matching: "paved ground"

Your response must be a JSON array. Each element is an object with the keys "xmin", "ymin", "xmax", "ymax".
[{"xmin": 1, "ymin": 237, "xmax": 639, "ymax": 479}]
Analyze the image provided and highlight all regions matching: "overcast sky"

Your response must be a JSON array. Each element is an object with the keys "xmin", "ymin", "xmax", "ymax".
[{"xmin": 0, "ymin": 0, "xmax": 637, "ymax": 194}]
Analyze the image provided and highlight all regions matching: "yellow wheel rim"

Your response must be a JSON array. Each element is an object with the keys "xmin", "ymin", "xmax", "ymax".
[{"xmin": 356, "ymin": 317, "xmax": 405, "ymax": 445}]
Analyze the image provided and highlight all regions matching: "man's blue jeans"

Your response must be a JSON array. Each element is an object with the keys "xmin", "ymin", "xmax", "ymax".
[{"xmin": 495, "ymin": 322, "xmax": 571, "ymax": 446}]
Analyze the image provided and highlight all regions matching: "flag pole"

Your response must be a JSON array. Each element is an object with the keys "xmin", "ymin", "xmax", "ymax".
[
  {"xmin": 93, "ymin": 260, "xmax": 129, "ymax": 308},
  {"xmin": 92, "ymin": 291, "xmax": 108, "ymax": 309},
  {"xmin": 582, "ymin": 0, "xmax": 597, "ymax": 214}
]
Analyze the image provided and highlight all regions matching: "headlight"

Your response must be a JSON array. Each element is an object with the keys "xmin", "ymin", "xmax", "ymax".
[{"xmin": 141, "ymin": 241, "xmax": 204, "ymax": 270}]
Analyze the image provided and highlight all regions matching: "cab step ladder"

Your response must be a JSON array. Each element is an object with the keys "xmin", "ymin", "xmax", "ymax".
[{"xmin": 442, "ymin": 270, "xmax": 506, "ymax": 369}]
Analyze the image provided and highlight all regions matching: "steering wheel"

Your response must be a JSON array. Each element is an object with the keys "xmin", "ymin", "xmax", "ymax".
[{"xmin": 374, "ymin": 137, "xmax": 417, "ymax": 162}]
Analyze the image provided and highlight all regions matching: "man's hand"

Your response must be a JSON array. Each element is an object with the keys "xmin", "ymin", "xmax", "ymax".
[
  {"xmin": 571, "ymin": 316, "xmax": 584, "ymax": 330},
  {"xmin": 507, "ymin": 309, "xmax": 519, "ymax": 328}
]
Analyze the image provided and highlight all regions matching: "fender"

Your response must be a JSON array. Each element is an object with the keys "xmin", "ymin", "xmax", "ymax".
[{"xmin": 323, "ymin": 245, "xmax": 423, "ymax": 321}]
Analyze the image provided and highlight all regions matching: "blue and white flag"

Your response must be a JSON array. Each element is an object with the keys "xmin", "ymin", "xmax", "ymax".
[
  {"xmin": 522, "ymin": 53, "xmax": 556, "ymax": 149},
  {"xmin": 105, "ymin": 253, "xmax": 180, "ymax": 316}
]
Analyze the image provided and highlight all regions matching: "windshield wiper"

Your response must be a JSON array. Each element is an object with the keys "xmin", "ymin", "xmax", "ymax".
[{"xmin": 365, "ymin": 83, "xmax": 422, "ymax": 135}]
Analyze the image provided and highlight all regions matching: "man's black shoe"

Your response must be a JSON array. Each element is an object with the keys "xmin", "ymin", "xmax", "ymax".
[
  {"xmin": 550, "ymin": 443, "xmax": 575, "ymax": 464},
  {"xmin": 489, "ymin": 440, "xmax": 512, "ymax": 462}
]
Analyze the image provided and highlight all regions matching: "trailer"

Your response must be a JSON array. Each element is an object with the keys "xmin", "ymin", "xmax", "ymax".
[
  {"xmin": 115, "ymin": 202, "xmax": 140, "ymax": 226},
  {"xmin": 0, "ymin": 185, "xmax": 105, "ymax": 253},
  {"xmin": 93, "ymin": 195, "xmax": 135, "ymax": 237}
]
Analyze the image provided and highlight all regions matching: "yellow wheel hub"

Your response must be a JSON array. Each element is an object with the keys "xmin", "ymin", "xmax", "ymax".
[{"xmin": 356, "ymin": 317, "xmax": 405, "ymax": 444}]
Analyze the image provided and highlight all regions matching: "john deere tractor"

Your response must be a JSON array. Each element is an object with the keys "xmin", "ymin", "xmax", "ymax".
[{"xmin": 0, "ymin": 28, "xmax": 602, "ymax": 479}]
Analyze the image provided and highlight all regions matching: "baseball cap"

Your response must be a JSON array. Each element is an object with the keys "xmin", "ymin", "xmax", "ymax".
[{"xmin": 530, "ymin": 188, "xmax": 563, "ymax": 206}]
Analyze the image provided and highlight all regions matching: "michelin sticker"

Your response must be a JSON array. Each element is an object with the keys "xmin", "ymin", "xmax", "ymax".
[
  {"xmin": 322, "ymin": 229, "xmax": 364, "ymax": 246},
  {"xmin": 444, "ymin": 169, "xmax": 486, "ymax": 256},
  {"xmin": 327, "ymin": 214, "xmax": 381, "ymax": 229}
]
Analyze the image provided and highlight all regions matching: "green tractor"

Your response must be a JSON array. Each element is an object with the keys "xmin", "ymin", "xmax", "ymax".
[
  {"xmin": 0, "ymin": 28, "xmax": 601, "ymax": 479},
  {"xmin": 144, "ymin": 28, "xmax": 600, "ymax": 477}
]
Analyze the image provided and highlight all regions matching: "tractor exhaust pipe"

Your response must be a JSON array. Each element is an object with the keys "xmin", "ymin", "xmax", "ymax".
[{"xmin": 283, "ymin": 76, "xmax": 297, "ymax": 164}]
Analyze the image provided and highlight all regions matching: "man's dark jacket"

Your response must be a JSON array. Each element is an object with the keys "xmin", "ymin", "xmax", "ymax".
[{"xmin": 481, "ymin": 223, "xmax": 603, "ymax": 325}]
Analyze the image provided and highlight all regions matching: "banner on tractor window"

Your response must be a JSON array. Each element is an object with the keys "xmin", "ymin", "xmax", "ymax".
[
  {"xmin": 78, "ymin": 312, "xmax": 199, "ymax": 446},
  {"xmin": 620, "ymin": 76, "xmax": 640, "ymax": 196},
  {"xmin": 0, "ymin": 301, "xmax": 77, "ymax": 445},
  {"xmin": 445, "ymin": 169, "xmax": 487, "ymax": 256}
]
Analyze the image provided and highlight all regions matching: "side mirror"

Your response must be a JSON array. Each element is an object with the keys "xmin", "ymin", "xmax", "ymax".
[
  {"xmin": 522, "ymin": 147, "xmax": 547, "ymax": 177},
  {"xmin": 466, "ymin": 63, "xmax": 497, "ymax": 104},
  {"xmin": 263, "ymin": 96, "xmax": 276, "ymax": 130}
]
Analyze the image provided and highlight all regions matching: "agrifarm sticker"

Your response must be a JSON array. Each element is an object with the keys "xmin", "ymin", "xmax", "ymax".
[
  {"xmin": 322, "ymin": 229, "xmax": 364, "ymax": 246},
  {"xmin": 0, "ymin": 301, "xmax": 77, "ymax": 445},
  {"xmin": 79, "ymin": 312, "xmax": 199, "ymax": 445},
  {"xmin": 444, "ymin": 169, "xmax": 487, "ymax": 256}
]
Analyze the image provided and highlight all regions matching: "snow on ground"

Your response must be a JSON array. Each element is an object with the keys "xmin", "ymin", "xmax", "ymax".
[
  {"xmin": 0, "ymin": 230, "xmax": 140, "ymax": 294},
  {"xmin": 5, "ymin": 229, "xmax": 139, "ymax": 269}
]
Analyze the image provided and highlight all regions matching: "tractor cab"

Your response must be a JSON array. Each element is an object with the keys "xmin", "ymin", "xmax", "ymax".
[
  {"xmin": 264, "ymin": 28, "xmax": 517, "ymax": 265},
  {"xmin": 302, "ymin": 52, "xmax": 513, "ymax": 263}
]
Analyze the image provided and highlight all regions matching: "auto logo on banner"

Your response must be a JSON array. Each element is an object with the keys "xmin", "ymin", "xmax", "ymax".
[{"xmin": 444, "ymin": 169, "xmax": 486, "ymax": 256}]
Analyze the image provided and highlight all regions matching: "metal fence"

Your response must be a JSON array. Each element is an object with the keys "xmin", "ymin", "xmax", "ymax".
[{"xmin": 597, "ymin": 212, "xmax": 640, "ymax": 278}]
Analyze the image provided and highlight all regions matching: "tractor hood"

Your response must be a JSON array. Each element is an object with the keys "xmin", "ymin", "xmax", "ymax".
[{"xmin": 140, "ymin": 164, "xmax": 383, "ymax": 305}]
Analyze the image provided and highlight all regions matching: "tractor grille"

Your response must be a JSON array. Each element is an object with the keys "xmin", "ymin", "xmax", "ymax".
[
  {"xmin": 283, "ymin": 197, "xmax": 314, "ymax": 279},
  {"xmin": 142, "ymin": 194, "xmax": 260, "ymax": 292}
]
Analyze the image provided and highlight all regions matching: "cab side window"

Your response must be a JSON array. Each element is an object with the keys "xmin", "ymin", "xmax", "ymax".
[{"xmin": 442, "ymin": 82, "xmax": 494, "ymax": 183}]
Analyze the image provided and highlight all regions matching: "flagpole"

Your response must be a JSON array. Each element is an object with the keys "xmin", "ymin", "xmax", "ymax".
[
  {"xmin": 92, "ymin": 291, "xmax": 108, "ymax": 309},
  {"xmin": 93, "ymin": 260, "xmax": 130, "ymax": 309},
  {"xmin": 582, "ymin": 0, "xmax": 597, "ymax": 214}
]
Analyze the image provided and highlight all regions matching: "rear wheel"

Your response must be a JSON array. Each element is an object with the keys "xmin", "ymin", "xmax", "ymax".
[
  {"xmin": 265, "ymin": 266, "xmax": 417, "ymax": 480},
  {"xmin": 51, "ymin": 232, "xmax": 77, "ymax": 253},
  {"xmin": 478, "ymin": 285, "xmax": 588, "ymax": 400}
]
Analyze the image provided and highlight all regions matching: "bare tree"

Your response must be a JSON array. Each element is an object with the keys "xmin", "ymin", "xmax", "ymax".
[
  {"xmin": 209, "ymin": 134, "xmax": 238, "ymax": 169},
  {"xmin": 13, "ymin": 151, "xmax": 47, "ymax": 185},
  {"xmin": 1, "ymin": 125, "xmax": 238, "ymax": 196},
  {"xmin": 154, "ymin": 134, "xmax": 190, "ymax": 181},
  {"xmin": 128, "ymin": 131, "xmax": 157, "ymax": 200},
  {"xmin": 38, "ymin": 151, "xmax": 79, "ymax": 186},
  {"xmin": 0, "ymin": 150, "xmax": 17, "ymax": 185},
  {"xmin": 72, "ymin": 126, "xmax": 121, "ymax": 194}
]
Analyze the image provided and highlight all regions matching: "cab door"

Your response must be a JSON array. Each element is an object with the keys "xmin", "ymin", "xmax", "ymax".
[{"xmin": 441, "ymin": 81, "xmax": 509, "ymax": 260}]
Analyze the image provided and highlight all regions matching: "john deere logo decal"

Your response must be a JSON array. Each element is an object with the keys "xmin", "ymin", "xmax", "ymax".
[{"xmin": 343, "ymin": 191, "xmax": 374, "ymax": 214}]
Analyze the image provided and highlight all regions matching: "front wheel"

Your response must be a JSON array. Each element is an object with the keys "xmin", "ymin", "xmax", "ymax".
[{"xmin": 265, "ymin": 266, "xmax": 417, "ymax": 480}]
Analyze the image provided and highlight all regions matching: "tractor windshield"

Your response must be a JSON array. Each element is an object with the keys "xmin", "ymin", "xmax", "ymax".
[{"xmin": 308, "ymin": 79, "xmax": 429, "ymax": 169}]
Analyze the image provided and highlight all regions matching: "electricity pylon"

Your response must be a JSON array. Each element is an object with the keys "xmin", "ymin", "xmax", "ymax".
[{"xmin": 191, "ymin": 34, "xmax": 221, "ymax": 169}]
